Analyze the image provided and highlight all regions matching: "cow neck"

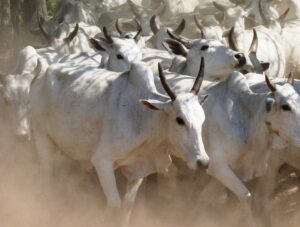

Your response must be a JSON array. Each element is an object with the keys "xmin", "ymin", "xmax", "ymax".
[
  {"xmin": 246, "ymin": 93, "xmax": 272, "ymax": 149},
  {"xmin": 184, "ymin": 57, "xmax": 201, "ymax": 78}
]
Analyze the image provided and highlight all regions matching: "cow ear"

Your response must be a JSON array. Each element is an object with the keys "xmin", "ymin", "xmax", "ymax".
[
  {"xmin": 140, "ymin": 99, "xmax": 171, "ymax": 111},
  {"xmin": 266, "ymin": 97, "xmax": 275, "ymax": 112},
  {"xmin": 260, "ymin": 62, "xmax": 270, "ymax": 72},
  {"xmin": 164, "ymin": 39, "xmax": 188, "ymax": 57},
  {"xmin": 89, "ymin": 38, "xmax": 108, "ymax": 51}
]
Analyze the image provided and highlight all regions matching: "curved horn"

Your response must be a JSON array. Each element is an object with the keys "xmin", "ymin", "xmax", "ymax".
[
  {"xmin": 265, "ymin": 75, "xmax": 276, "ymax": 92},
  {"xmin": 64, "ymin": 23, "xmax": 79, "ymax": 43},
  {"xmin": 103, "ymin": 27, "xmax": 113, "ymax": 44},
  {"xmin": 173, "ymin": 19, "xmax": 186, "ymax": 35},
  {"xmin": 213, "ymin": 1, "xmax": 228, "ymax": 11},
  {"xmin": 167, "ymin": 29, "xmax": 192, "ymax": 49},
  {"xmin": 194, "ymin": 15, "xmax": 205, "ymax": 38},
  {"xmin": 287, "ymin": 72, "xmax": 294, "ymax": 85},
  {"xmin": 278, "ymin": 8, "xmax": 290, "ymax": 24},
  {"xmin": 134, "ymin": 28, "xmax": 142, "ymax": 42},
  {"xmin": 38, "ymin": 14, "xmax": 51, "ymax": 42},
  {"xmin": 219, "ymin": 12, "xmax": 225, "ymax": 27},
  {"xmin": 154, "ymin": 1, "xmax": 166, "ymax": 16},
  {"xmin": 259, "ymin": 0, "xmax": 269, "ymax": 26},
  {"xmin": 249, "ymin": 28, "xmax": 258, "ymax": 53},
  {"xmin": 134, "ymin": 18, "xmax": 142, "ymax": 31},
  {"xmin": 158, "ymin": 63, "xmax": 176, "ymax": 101},
  {"xmin": 228, "ymin": 26, "xmax": 239, "ymax": 51},
  {"xmin": 115, "ymin": 19, "xmax": 123, "ymax": 35},
  {"xmin": 127, "ymin": 0, "xmax": 143, "ymax": 16},
  {"xmin": 150, "ymin": 15, "xmax": 159, "ymax": 34},
  {"xmin": 191, "ymin": 57, "xmax": 205, "ymax": 95}
]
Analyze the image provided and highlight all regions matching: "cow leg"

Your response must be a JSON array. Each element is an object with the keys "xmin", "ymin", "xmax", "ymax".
[
  {"xmin": 120, "ymin": 178, "xmax": 144, "ymax": 227},
  {"xmin": 253, "ymin": 153, "xmax": 284, "ymax": 227},
  {"xmin": 207, "ymin": 163, "xmax": 256, "ymax": 226},
  {"xmin": 91, "ymin": 156, "xmax": 121, "ymax": 209}
]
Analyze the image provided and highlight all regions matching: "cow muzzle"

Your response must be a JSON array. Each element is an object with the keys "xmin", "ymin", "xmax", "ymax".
[
  {"xmin": 17, "ymin": 129, "xmax": 30, "ymax": 141},
  {"xmin": 197, "ymin": 158, "xmax": 209, "ymax": 169},
  {"xmin": 235, "ymin": 53, "xmax": 246, "ymax": 67}
]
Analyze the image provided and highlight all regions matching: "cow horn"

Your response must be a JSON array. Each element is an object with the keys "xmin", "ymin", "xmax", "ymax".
[
  {"xmin": 265, "ymin": 75, "xmax": 277, "ymax": 92},
  {"xmin": 115, "ymin": 18, "xmax": 123, "ymax": 35},
  {"xmin": 259, "ymin": 0, "xmax": 269, "ymax": 26},
  {"xmin": 194, "ymin": 15, "xmax": 205, "ymax": 38},
  {"xmin": 154, "ymin": 1, "xmax": 166, "ymax": 16},
  {"xmin": 213, "ymin": 1, "xmax": 228, "ymax": 11},
  {"xmin": 278, "ymin": 8, "xmax": 290, "ymax": 24},
  {"xmin": 219, "ymin": 12, "xmax": 225, "ymax": 27},
  {"xmin": 287, "ymin": 72, "xmax": 294, "ymax": 85},
  {"xmin": 38, "ymin": 14, "xmax": 51, "ymax": 42},
  {"xmin": 127, "ymin": 0, "xmax": 142, "ymax": 16},
  {"xmin": 191, "ymin": 57, "xmax": 205, "ymax": 95},
  {"xmin": 249, "ymin": 28, "xmax": 258, "ymax": 53},
  {"xmin": 103, "ymin": 27, "xmax": 113, "ymax": 44},
  {"xmin": 64, "ymin": 23, "xmax": 79, "ymax": 43},
  {"xmin": 133, "ymin": 19, "xmax": 142, "ymax": 41},
  {"xmin": 167, "ymin": 29, "xmax": 192, "ymax": 49},
  {"xmin": 158, "ymin": 63, "xmax": 176, "ymax": 101},
  {"xmin": 150, "ymin": 16, "xmax": 159, "ymax": 34},
  {"xmin": 228, "ymin": 26, "xmax": 239, "ymax": 51},
  {"xmin": 173, "ymin": 19, "xmax": 186, "ymax": 35},
  {"xmin": 134, "ymin": 28, "xmax": 142, "ymax": 42}
]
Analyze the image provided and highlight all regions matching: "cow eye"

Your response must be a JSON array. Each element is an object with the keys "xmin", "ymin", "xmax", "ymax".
[
  {"xmin": 281, "ymin": 104, "xmax": 291, "ymax": 111},
  {"xmin": 117, "ymin": 54, "xmax": 124, "ymax": 60},
  {"xmin": 176, "ymin": 117, "xmax": 185, "ymax": 126},
  {"xmin": 201, "ymin": 45, "xmax": 209, "ymax": 51}
]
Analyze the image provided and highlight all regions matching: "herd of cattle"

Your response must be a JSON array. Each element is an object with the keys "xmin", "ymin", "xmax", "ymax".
[{"xmin": 2, "ymin": 0, "xmax": 300, "ymax": 226}]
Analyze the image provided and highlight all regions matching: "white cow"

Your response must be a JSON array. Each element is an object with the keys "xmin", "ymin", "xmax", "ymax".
[
  {"xmin": 90, "ymin": 27, "xmax": 143, "ymax": 72},
  {"xmin": 164, "ymin": 30, "xmax": 248, "ymax": 81},
  {"xmin": 226, "ymin": 25, "xmax": 286, "ymax": 78},
  {"xmin": 148, "ymin": 15, "xmax": 186, "ymax": 50},
  {"xmin": 29, "ymin": 59, "xmax": 209, "ymax": 226},
  {"xmin": 38, "ymin": 18, "xmax": 101, "ymax": 54},
  {"xmin": 0, "ymin": 47, "xmax": 41, "ymax": 140},
  {"xmin": 164, "ymin": 70, "xmax": 300, "ymax": 226},
  {"xmin": 193, "ymin": 14, "xmax": 224, "ymax": 41}
]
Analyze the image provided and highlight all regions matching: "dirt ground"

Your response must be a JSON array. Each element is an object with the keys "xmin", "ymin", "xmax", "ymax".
[{"xmin": 1, "ymin": 140, "xmax": 300, "ymax": 227}]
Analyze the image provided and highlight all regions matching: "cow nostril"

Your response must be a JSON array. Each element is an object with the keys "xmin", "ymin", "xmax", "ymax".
[
  {"xmin": 235, "ymin": 54, "xmax": 241, "ymax": 59},
  {"xmin": 197, "ymin": 159, "xmax": 209, "ymax": 170}
]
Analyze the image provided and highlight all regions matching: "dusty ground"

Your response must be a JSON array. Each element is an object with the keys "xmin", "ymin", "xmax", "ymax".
[{"xmin": 1, "ymin": 140, "xmax": 300, "ymax": 227}]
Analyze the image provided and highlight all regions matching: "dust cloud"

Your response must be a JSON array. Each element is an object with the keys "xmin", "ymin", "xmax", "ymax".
[{"xmin": 0, "ymin": 136, "xmax": 300, "ymax": 227}]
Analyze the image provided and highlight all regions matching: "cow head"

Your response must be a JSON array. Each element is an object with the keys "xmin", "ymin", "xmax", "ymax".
[
  {"xmin": 265, "ymin": 74, "xmax": 300, "ymax": 147},
  {"xmin": 258, "ymin": 0, "xmax": 290, "ymax": 33},
  {"xmin": 0, "ymin": 60, "xmax": 41, "ymax": 141},
  {"xmin": 90, "ymin": 27, "xmax": 142, "ymax": 72},
  {"xmin": 165, "ymin": 30, "xmax": 246, "ymax": 80},
  {"xmin": 127, "ymin": 0, "xmax": 166, "ymax": 35},
  {"xmin": 38, "ymin": 16, "xmax": 83, "ymax": 53},
  {"xmin": 141, "ymin": 58, "xmax": 209, "ymax": 169},
  {"xmin": 227, "ymin": 27, "xmax": 270, "ymax": 75},
  {"xmin": 149, "ymin": 15, "xmax": 185, "ymax": 50},
  {"xmin": 194, "ymin": 14, "xmax": 224, "ymax": 41},
  {"xmin": 115, "ymin": 18, "xmax": 146, "ymax": 48}
]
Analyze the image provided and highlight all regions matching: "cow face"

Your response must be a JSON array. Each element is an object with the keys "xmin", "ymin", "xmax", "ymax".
[
  {"xmin": 90, "ymin": 37, "xmax": 142, "ymax": 72},
  {"xmin": 265, "ymin": 76, "xmax": 300, "ymax": 147},
  {"xmin": 165, "ymin": 31, "xmax": 246, "ymax": 80},
  {"xmin": 0, "ymin": 62, "xmax": 40, "ymax": 141},
  {"xmin": 141, "ymin": 59, "xmax": 209, "ymax": 169},
  {"xmin": 187, "ymin": 39, "xmax": 246, "ymax": 80}
]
